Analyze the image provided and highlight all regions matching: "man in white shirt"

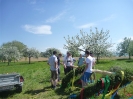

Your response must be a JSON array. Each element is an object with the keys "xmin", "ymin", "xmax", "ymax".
[
  {"xmin": 90, "ymin": 52, "xmax": 96, "ymax": 83},
  {"xmin": 81, "ymin": 50, "xmax": 93, "ymax": 88},
  {"xmin": 63, "ymin": 51, "xmax": 73, "ymax": 75},
  {"xmin": 48, "ymin": 51, "xmax": 58, "ymax": 89}
]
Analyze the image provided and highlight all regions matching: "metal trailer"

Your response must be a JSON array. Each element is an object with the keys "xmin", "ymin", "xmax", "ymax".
[{"xmin": 0, "ymin": 73, "xmax": 24, "ymax": 93}]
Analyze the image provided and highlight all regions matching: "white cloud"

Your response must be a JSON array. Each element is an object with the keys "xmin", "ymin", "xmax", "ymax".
[
  {"xmin": 78, "ymin": 23, "xmax": 96, "ymax": 29},
  {"xmin": 23, "ymin": 25, "xmax": 52, "ymax": 34},
  {"xmin": 46, "ymin": 11, "xmax": 66, "ymax": 23}
]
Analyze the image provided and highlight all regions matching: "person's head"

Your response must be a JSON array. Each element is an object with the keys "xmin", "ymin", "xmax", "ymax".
[
  {"xmin": 85, "ymin": 50, "xmax": 90, "ymax": 57},
  {"xmin": 80, "ymin": 54, "xmax": 82, "ymax": 57},
  {"xmin": 53, "ymin": 51, "xmax": 57, "ymax": 55},
  {"xmin": 58, "ymin": 53, "xmax": 62, "ymax": 57},
  {"xmin": 90, "ymin": 52, "xmax": 93, "ymax": 57},
  {"xmin": 67, "ymin": 51, "xmax": 71, "ymax": 57}
]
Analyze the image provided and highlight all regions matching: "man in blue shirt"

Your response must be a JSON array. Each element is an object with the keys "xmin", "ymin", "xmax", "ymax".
[{"xmin": 77, "ymin": 54, "xmax": 85, "ymax": 66}]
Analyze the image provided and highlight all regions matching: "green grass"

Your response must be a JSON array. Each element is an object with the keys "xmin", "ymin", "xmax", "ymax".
[{"xmin": 0, "ymin": 58, "xmax": 133, "ymax": 99}]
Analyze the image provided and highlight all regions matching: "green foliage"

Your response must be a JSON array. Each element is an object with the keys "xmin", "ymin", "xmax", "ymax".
[
  {"xmin": 75, "ymin": 66, "xmax": 133, "ymax": 99},
  {"xmin": 117, "ymin": 37, "xmax": 133, "ymax": 59},
  {"xmin": 128, "ymin": 40, "xmax": 133, "ymax": 58},
  {"xmin": 61, "ymin": 66, "xmax": 85, "ymax": 89}
]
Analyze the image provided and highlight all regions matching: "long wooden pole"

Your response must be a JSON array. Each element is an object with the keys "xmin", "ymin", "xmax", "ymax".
[
  {"xmin": 73, "ymin": 66, "xmax": 133, "ymax": 80},
  {"xmin": 92, "ymin": 69, "xmax": 133, "ymax": 80}
]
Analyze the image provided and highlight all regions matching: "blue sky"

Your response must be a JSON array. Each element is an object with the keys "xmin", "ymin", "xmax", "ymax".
[{"xmin": 0, "ymin": 0, "xmax": 133, "ymax": 54}]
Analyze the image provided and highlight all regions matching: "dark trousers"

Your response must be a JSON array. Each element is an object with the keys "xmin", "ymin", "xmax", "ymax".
[{"xmin": 64, "ymin": 66, "xmax": 73, "ymax": 75}]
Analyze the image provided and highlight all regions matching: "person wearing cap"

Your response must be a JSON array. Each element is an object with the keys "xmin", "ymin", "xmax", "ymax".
[
  {"xmin": 63, "ymin": 51, "xmax": 73, "ymax": 75},
  {"xmin": 48, "ymin": 51, "xmax": 58, "ymax": 89},
  {"xmin": 77, "ymin": 54, "xmax": 85, "ymax": 66},
  {"xmin": 81, "ymin": 50, "xmax": 93, "ymax": 88}
]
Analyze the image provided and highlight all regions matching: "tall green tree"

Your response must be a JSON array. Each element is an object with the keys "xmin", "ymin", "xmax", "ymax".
[
  {"xmin": 42, "ymin": 48, "xmax": 61, "ymax": 58},
  {"xmin": 64, "ymin": 28, "xmax": 113, "ymax": 62},
  {"xmin": 117, "ymin": 37, "xmax": 131, "ymax": 59},
  {"xmin": 127, "ymin": 40, "xmax": 133, "ymax": 59},
  {"xmin": 22, "ymin": 48, "xmax": 40, "ymax": 64}
]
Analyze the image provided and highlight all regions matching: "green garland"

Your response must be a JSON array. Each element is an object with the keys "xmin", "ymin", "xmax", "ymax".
[
  {"xmin": 75, "ymin": 66, "xmax": 133, "ymax": 99},
  {"xmin": 61, "ymin": 65, "xmax": 85, "ymax": 89},
  {"xmin": 60, "ymin": 66, "xmax": 133, "ymax": 99}
]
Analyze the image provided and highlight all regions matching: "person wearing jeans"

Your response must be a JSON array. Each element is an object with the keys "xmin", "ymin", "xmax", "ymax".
[{"xmin": 81, "ymin": 50, "xmax": 93, "ymax": 88}]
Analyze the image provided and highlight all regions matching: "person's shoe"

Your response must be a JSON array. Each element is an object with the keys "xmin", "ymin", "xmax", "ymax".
[{"xmin": 51, "ymin": 84, "xmax": 54, "ymax": 88}]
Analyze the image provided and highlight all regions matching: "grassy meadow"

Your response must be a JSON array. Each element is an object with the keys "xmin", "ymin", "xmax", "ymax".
[{"xmin": 0, "ymin": 57, "xmax": 133, "ymax": 99}]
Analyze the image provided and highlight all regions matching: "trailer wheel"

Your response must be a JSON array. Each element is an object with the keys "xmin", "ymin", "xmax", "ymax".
[{"xmin": 15, "ymin": 86, "xmax": 22, "ymax": 93}]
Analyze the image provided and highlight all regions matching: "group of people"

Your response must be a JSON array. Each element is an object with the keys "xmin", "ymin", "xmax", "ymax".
[{"xmin": 47, "ymin": 50, "xmax": 96, "ymax": 89}]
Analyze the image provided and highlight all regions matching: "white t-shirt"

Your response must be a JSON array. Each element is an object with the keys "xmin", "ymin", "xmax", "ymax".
[
  {"xmin": 48, "ymin": 55, "xmax": 58, "ymax": 71},
  {"xmin": 85, "ymin": 56, "xmax": 93, "ymax": 73},
  {"xmin": 63, "ymin": 56, "xmax": 73, "ymax": 66}
]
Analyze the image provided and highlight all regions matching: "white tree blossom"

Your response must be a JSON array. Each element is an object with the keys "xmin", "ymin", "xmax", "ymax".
[
  {"xmin": 64, "ymin": 28, "xmax": 113, "ymax": 62},
  {"xmin": 0, "ymin": 46, "xmax": 21, "ymax": 65},
  {"xmin": 22, "ymin": 48, "xmax": 39, "ymax": 64}
]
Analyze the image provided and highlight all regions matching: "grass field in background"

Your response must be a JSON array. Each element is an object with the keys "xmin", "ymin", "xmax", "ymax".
[{"xmin": 0, "ymin": 58, "xmax": 133, "ymax": 99}]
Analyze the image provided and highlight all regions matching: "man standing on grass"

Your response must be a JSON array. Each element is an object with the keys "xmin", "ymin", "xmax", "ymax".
[
  {"xmin": 81, "ymin": 50, "xmax": 93, "ymax": 88},
  {"xmin": 48, "ymin": 51, "xmax": 58, "ymax": 89},
  {"xmin": 90, "ymin": 52, "xmax": 96, "ymax": 83}
]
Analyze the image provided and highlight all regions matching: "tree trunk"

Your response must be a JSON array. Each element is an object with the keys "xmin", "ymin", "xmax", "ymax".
[
  {"xmin": 129, "ymin": 53, "xmax": 131, "ymax": 60},
  {"xmin": 96, "ymin": 54, "xmax": 99, "ymax": 63},
  {"xmin": 8, "ymin": 60, "xmax": 10, "ymax": 66},
  {"xmin": 29, "ymin": 57, "xmax": 31, "ymax": 64}
]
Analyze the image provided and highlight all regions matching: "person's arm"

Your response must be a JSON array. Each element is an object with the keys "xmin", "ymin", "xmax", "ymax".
[
  {"xmin": 47, "ymin": 58, "xmax": 50, "ymax": 65},
  {"xmin": 54, "ymin": 57, "xmax": 58, "ymax": 69},
  {"xmin": 83, "ymin": 63, "xmax": 89, "ymax": 73},
  {"xmin": 82, "ymin": 58, "xmax": 89, "ymax": 74}
]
